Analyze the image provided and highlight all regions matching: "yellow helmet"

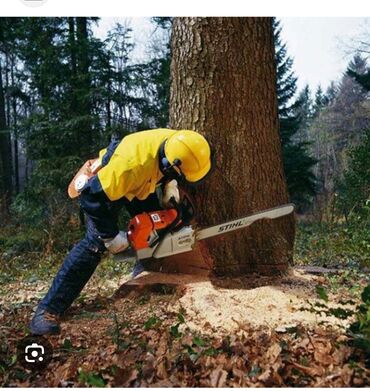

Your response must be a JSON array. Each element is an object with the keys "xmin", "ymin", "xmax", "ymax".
[{"xmin": 165, "ymin": 130, "xmax": 212, "ymax": 183}]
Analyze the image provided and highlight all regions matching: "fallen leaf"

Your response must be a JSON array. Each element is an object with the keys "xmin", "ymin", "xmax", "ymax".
[
  {"xmin": 232, "ymin": 367, "xmax": 246, "ymax": 380},
  {"xmin": 150, "ymin": 379, "xmax": 174, "ymax": 387},
  {"xmin": 156, "ymin": 359, "xmax": 168, "ymax": 380},
  {"xmin": 290, "ymin": 361, "xmax": 324, "ymax": 377},
  {"xmin": 258, "ymin": 369, "xmax": 272, "ymax": 383},
  {"xmin": 266, "ymin": 343, "xmax": 282, "ymax": 362},
  {"xmin": 313, "ymin": 341, "xmax": 332, "ymax": 366},
  {"xmin": 332, "ymin": 345, "xmax": 351, "ymax": 365},
  {"xmin": 340, "ymin": 364, "xmax": 354, "ymax": 386},
  {"xmin": 52, "ymin": 360, "xmax": 78, "ymax": 387},
  {"xmin": 141, "ymin": 353, "xmax": 155, "ymax": 381},
  {"xmin": 114, "ymin": 368, "xmax": 138, "ymax": 387},
  {"xmin": 209, "ymin": 366, "xmax": 228, "ymax": 387}
]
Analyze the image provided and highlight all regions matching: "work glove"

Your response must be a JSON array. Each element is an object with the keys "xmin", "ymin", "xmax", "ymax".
[
  {"xmin": 102, "ymin": 231, "xmax": 129, "ymax": 254},
  {"xmin": 162, "ymin": 179, "xmax": 180, "ymax": 208}
]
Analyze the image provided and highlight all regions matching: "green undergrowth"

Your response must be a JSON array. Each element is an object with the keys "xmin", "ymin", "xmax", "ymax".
[
  {"xmin": 0, "ymin": 221, "xmax": 132, "ymax": 288},
  {"xmin": 294, "ymin": 221, "xmax": 370, "ymax": 269}
]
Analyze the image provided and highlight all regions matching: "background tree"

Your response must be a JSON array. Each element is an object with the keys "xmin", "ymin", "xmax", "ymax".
[
  {"xmin": 312, "ymin": 85, "xmax": 329, "ymax": 117},
  {"xmin": 166, "ymin": 17, "xmax": 295, "ymax": 276},
  {"xmin": 131, "ymin": 17, "xmax": 172, "ymax": 128},
  {"xmin": 308, "ymin": 55, "xmax": 369, "ymax": 219},
  {"xmin": 0, "ymin": 55, "xmax": 12, "ymax": 213},
  {"xmin": 274, "ymin": 19, "xmax": 316, "ymax": 209},
  {"xmin": 334, "ymin": 50, "xmax": 370, "ymax": 221},
  {"xmin": 0, "ymin": 18, "xmax": 25, "ymax": 213},
  {"xmin": 103, "ymin": 22, "xmax": 136, "ymax": 132},
  {"xmin": 336, "ymin": 129, "xmax": 370, "ymax": 219},
  {"xmin": 292, "ymin": 84, "xmax": 314, "ymax": 146}
]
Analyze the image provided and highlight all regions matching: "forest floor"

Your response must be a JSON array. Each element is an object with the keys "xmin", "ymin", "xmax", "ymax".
[
  {"xmin": 1, "ymin": 266, "xmax": 369, "ymax": 386},
  {"xmin": 0, "ymin": 223, "xmax": 370, "ymax": 387}
]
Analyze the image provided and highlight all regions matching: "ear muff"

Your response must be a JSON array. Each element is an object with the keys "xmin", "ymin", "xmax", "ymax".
[
  {"xmin": 158, "ymin": 141, "xmax": 184, "ymax": 181},
  {"xmin": 161, "ymin": 156, "xmax": 170, "ymax": 169}
]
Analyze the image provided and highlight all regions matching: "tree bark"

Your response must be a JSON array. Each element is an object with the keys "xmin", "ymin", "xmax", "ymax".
[{"xmin": 166, "ymin": 17, "xmax": 295, "ymax": 276}]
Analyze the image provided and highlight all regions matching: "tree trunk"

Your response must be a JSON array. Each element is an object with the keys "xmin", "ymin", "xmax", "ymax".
[
  {"xmin": 11, "ymin": 56, "xmax": 19, "ymax": 194},
  {"xmin": 0, "ymin": 58, "xmax": 12, "ymax": 213},
  {"xmin": 166, "ymin": 17, "xmax": 295, "ymax": 276},
  {"xmin": 68, "ymin": 17, "xmax": 77, "ymax": 107},
  {"xmin": 68, "ymin": 17, "xmax": 81, "ymax": 153},
  {"xmin": 105, "ymin": 54, "xmax": 112, "ymax": 131},
  {"xmin": 76, "ymin": 17, "xmax": 93, "ymax": 154}
]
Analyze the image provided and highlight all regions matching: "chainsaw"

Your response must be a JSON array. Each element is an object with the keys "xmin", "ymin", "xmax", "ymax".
[{"xmin": 114, "ymin": 195, "xmax": 295, "ymax": 263}]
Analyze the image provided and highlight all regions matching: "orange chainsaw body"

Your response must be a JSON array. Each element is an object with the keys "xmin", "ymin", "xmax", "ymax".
[{"xmin": 128, "ymin": 209, "xmax": 179, "ymax": 250}]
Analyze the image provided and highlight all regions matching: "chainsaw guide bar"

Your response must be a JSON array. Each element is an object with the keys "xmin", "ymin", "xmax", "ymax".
[{"xmin": 196, "ymin": 203, "xmax": 295, "ymax": 241}]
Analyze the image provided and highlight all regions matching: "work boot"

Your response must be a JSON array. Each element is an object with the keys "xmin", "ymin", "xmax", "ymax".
[{"xmin": 29, "ymin": 307, "xmax": 61, "ymax": 335}]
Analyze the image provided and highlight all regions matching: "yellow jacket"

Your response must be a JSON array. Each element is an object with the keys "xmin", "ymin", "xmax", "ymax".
[{"xmin": 97, "ymin": 129, "xmax": 177, "ymax": 201}]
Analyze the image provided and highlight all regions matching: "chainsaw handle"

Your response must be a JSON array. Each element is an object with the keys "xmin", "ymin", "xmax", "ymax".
[{"xmin": 166, "ymin": 197, "xmax": 182, "ymax": 230}]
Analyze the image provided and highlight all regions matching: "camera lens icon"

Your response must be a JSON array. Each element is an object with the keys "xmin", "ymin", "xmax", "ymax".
[
  {"xmin": 25, "ymin": 343, "xmax": 45, "ymax": 363},
  {"xmin": 17, "ymin": 336, "xmax": 52, "ymax": 370}
]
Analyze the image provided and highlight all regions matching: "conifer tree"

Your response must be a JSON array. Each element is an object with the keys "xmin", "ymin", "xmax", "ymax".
[
  {"xmin": 0, "ymin": 19, "xmax": 13, "ymax": 210},
  {"xmin": 312, "ymin": 84, "xmax": 329, "ymax": 117},
  {"xmin": 133, "ymin": 17, "xmax": 172, "ymax": 128},
  {"xmin": 273, "ymin": 19, "xmax": 316, "ymax": 207},
  {"xmin": 294, "ymin": 85, "xmax": 314, "ymax": 137},
  {"xmin": 337, "ymin": 129, "xmax": 370, "ymax": 219},
  {"xmin": 308, "ymin": 55, "xmax": 369, "ymax": 218},
  {"xmin": 324, "ymin": 81, "xmax": 337, "ymax": 105}
]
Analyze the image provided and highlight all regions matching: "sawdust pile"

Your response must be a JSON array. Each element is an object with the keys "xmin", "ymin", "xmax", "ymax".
[
  {"xmin": 171, "ymin": 268, "xmax": 354, "ymax": 334},
  {"xmin": 1, "ymin": 267, "xmax": 355, "ymax": 337}
]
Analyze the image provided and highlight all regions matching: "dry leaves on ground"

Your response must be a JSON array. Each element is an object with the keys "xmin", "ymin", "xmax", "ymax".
[{"xmin": 0, "ymin": 270, "xmax": 369, "ymax": 387}]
